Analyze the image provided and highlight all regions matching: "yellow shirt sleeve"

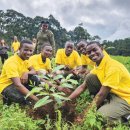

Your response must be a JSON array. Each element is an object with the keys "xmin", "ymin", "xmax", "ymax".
[
  {"xmin": 4, "ymin": 62, "xmax": 20, "ymax": 78},
  {"xmin": 81, "ymin": 54, "xmax": 87, "ymax": 65},
  {"xmin": 28, "ymin": 56, "xmax": 37, "ymax": 70},
  {"xmin": 74, "ymin": 51, "xmax": 82, "ymax": 66},
  {"xmin": 55, "ymin": 49, "xmax": 62, "ymax": 64}
]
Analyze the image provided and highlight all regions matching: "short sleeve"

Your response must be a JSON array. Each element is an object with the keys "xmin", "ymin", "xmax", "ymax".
[
  {"xmin": 81, "ymin": 54, "xmax": 87, "ymax": 65},
  {"xmin": 75, "ymin": 51, "xmax": 82, "ymax": 66},
  {"xmin": 4, "ymin": 62, "xmax": 19, "ymax": 78}
]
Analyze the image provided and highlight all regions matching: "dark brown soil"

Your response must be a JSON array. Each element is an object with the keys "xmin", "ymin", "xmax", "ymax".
[
  {"xmin": 27, "ymin": 101, "xmax": 77, "ymax": 123},
  {"xmin": 27, "ymin": 102, "xmax": 56, "ymax": 120}
]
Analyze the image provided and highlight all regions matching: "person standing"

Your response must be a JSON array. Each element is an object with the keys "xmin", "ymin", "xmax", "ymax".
[
  {"xmin": 36, "ymin": 20, "xmax": 55, "ymax": 55},
  {"xmin": 11, "ymin": 36, "xmax": 20, "ymax": 53},
  {"xmin": 0, "ymin": 39, "xmax": 9, "ymax": 64}
]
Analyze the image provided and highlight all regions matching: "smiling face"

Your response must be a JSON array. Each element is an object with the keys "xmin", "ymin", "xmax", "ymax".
[
  {"xmin": 77, "ymin": 42, "xmax": 87, "ymax": 55},
  {"xmin": 65, "ymin": 42, "xmax": 74, "ymax": 56},
  {"xmin": 41, "ymin": 45, "xmax": 52, "ymax": 58},
  {"xmin": 19, "ymin": 43, "xmax": 34, "ymax": 60},
  {"xmin": 86, "ymin": 43, "xmax": 104, "ymax": 65},
  {"xmin": 41, "ymin": 23, "xmax": 48, "ymax": 31}
]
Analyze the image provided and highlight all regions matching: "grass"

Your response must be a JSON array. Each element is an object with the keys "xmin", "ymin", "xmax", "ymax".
[
  {"xmin": 111, "ymin": 55, "xmax": 130, "ymax": 72},
  {"xmin": 0, "ymin": 54, "xmax": 130, "ymax": 129}
]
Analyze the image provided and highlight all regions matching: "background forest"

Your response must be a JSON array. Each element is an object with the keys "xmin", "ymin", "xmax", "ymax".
[{"xmin": 0, "ymin": 9, "xmax": 130, "ymax": 56}]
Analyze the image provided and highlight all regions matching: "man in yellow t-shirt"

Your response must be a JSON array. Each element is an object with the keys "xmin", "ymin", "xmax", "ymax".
[
  {"xmin": 0, "ymin": 40, "xmax": 39, "ymax": 105},
  {"xmin": 76, "ymin": 40, "xmax": 110, "ymax": 76},
  {"xmin": 76, "ymin": 40, "xmax": 95, "ymax": 76},
  {"xmin": 67, "ymin": 41, "xmax": 130, "ymax": 120},
  {"xmin": 55, "ymin": 41, "xmax": 82, "ymax": 75},
  {"xmin": 11, "ymin": 36, "xmax": 20, "ymax": 53},
  {"xmin": 29, "ymin": 43, "xmax": 52, "ymax": 75}
]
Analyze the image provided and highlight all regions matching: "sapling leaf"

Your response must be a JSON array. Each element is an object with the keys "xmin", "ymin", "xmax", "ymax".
[
  {"xmin": 52, "ymin": 65, "xmax": 65, "ymax": 73},
  {"xmin": 44, "ymin": 83, "xmax": 50, "ymax": 91},
  {"xmin": 36, "ymin": 92, "xmax": 49, "ymax": 96},
  {"xmin": 34, "ymin": 96, "xmax": 53, "ymax": 109},
  {"xmin": 66, "ymin": 74, "xmax": 73, "ymax": 80},
  {"xmin": 53, "ymin": 74, "xmax": 64, "ymax": 80},
  {"xmin": 50, "ymin": 87, "xmax": 56, "ymax": 92},
  {"xmin": 61, "ymin": 83, "xmax": 73, "ymax": 88},
  {"xmin": 54, "ymin": 92, "xmax": 66, "ymax": 96},
  {"xmin": 39, "ymin": 75, "xmax": 50, "ymax": 80},
  {"xmin": 60, "ymin": 79, "xmax": 66, "ymax": 83},
  {"xmin": 55, "ymin": 97, "xmax": 62, "ymax": 104},
  {"xmin": 25, "ymin": 87, "xmax": 43, "ymax": 99},
  {"xmin": 51, "ymin": 93, "xmax": 70, "ymax": 101},
  {"xmin": 67, "ymin": 79, "xmax": 78, "ymax": 85}
]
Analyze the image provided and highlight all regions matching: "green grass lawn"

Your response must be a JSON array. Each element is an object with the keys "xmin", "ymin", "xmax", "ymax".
[
  {"xmin": 0, "ymin": 54, "xmax": 130, "ymax": 129},
  {"xmin": 111, "ymin": 55, "xmax": 130, "ymax": 72}
]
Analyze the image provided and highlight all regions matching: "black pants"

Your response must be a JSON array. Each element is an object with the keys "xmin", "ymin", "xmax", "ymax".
[
  {"xmin": 2, "ymin": 75, "xmax": 40, "ymax": 105},
  {"xmin": 0, "ymin": 54, "xmax": 8, "ymax": 64}
]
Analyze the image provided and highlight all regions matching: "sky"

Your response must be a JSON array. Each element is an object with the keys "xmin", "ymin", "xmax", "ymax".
[{"xmin": 0, "ymin": 0, "xmax": 130, "ymax": 40}]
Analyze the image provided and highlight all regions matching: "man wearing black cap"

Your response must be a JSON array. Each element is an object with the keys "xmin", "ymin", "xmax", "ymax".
[{"xmin": 36, "ymin": 20, "xmax": 55, "ymax": 55}]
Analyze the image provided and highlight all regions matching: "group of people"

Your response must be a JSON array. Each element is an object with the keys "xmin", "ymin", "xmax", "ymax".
[{"xmin": 0, "ymin": 20, "xmax": 130, "ymax": 122}]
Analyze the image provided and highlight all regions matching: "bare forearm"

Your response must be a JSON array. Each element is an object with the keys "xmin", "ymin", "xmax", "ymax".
[
  {"xmin": 94, "ymin": 93, "xmax": 108, "ymax": 108},
  {"xmin": 68, "ymin": 84, "xmax": 86, "ymax": 100},
  {"xmin": 17, "ymin": 83, "xmax": 39, "ymax": 101},
  {"xmin": 91, "ymin": 86, "xmax": 110, "ymax": 108},
  {"xmin": 11, "ymin": 77, "xmax": 39, "ymax": 102}
]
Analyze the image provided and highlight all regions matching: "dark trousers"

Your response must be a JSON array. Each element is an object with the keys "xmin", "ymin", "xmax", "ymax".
[
  {"xmin": 85, "ymin": 73, "xmax": 111, "ymax": 101},
  {"xmin": 0, "ymin": 54, "xmax": 8, "ymax": 64},
  {"xmin": 2, "ymin": 75, "xmax": 40, "ymax": 105},
  {"xmin": 85, "ymin": 73, "xmax": 130, "ymax": 120}
]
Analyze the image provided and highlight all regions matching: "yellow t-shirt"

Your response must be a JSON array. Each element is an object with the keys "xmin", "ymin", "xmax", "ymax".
[
  {"xmin": 55, "ymin": 49, "xmax": 82, "ymax": 69},
  {"xmin": 29, "ymin": 54, "xmax": 51, "ymax": 71},
  {"xmin": 0, "ymin": 54, "xmax": 31, "ymax": 93},
  {"xmin": 91, "ymin": 55, "xmax": 130, "ymax": 104},
  {"xmin": 81, "ymin": 54, "xmax": 95, "ymax": 67},
  {"xmin": 81, "ymin": 50, "xmax": 110, "ymax": 68},
  {"xmin": 11, "ymin": 41, "xmax": 20, "ymax": 52}
]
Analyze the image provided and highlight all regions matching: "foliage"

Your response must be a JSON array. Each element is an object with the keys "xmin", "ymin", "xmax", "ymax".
[
  {"xmin": 82, "ymin": 105, "xmax": 104, "ymax": 130},
  {"xmin": 76, "ymin": 90, "xmax": 92, "ymax": 113},
  {"xmin": 26, "ymin": 65, "xmax": 78, "ymax": 109},
  {"xmin": 103, "ymin": 38, "xmax": 130, "ymax": 56},
  {"xmin": 112, "ymin": 121, "xmax": 130, "ymax": 130},
  {"xmin": 68, "ymin": 26, "xmax": 90, "ymax": 43},
  {"xmin": 0, "ymin": 9, "xmax": 101, "ymax": 50},
  {"xmin": 43, "ymin": 110, "xmax": 76, "ymax": 130},
  {"xmin": 0, "ymin": 103, "xmax": 43, "ymax": 130}
]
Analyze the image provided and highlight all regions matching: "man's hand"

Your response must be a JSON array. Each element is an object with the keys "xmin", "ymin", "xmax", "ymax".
[
  {"xmin": 64, "ymin": 65, "xmax": 71, "ymax": 71},
  {"xmin": 20, "ymin": 72, "xmax": 28, "ymax": 84},
  {"xmin": 57, "ymin": 86, "xmax": 72, "ymax": 95}
]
